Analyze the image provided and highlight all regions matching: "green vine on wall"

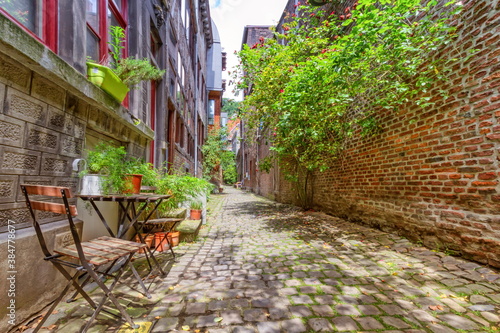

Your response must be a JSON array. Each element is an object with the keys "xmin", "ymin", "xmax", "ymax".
[{"xmin": 233, "ymin": 0, "xmax": 463, "ymax": 208}]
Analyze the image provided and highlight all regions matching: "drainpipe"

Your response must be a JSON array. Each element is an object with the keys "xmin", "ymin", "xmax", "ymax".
[{"xmin": 193, "ymin": 0, "xmax": 199, "ymax": 177}]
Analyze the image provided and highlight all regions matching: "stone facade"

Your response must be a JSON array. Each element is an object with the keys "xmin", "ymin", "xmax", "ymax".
[
  {"xmin": 245, "ymin": 0, "xmax": 500, "ymax": 268},
  {"xmin": 0, "ymin": 0, "xmax": 220, "ymax": 330}
]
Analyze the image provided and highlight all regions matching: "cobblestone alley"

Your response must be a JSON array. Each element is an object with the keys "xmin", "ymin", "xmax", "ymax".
[{"xmin": 21, "ymin": 186, "xmax": 500, "ymax": 333}]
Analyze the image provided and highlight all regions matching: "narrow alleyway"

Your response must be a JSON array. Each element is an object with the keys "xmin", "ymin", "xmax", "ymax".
[{"xmin": 23, "ymin": 187, "xmax": 499, "ymax": 332}]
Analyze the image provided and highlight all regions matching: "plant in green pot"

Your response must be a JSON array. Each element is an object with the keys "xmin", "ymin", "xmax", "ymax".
[{"xmin": 86, "ymin": 26, "xmax": 165, "ymax": 102}]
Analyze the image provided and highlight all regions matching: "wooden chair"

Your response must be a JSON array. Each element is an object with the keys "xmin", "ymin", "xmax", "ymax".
[
  {"xmin": 137, "ymin": 186, "xmax": 183, "ymax": 258},
  {"xmin": 20, "ymin": 184, "xmax": 145, "ymax": 332}
]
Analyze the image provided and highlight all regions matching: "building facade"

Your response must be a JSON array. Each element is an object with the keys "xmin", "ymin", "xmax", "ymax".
[{"xmin": 0, "ymin": 0, "xmax": 222, "ymax": 330}]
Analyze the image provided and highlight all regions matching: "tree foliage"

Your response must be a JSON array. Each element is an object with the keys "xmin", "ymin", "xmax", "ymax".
[
  {"xmin": 201, "ymin": 128, "xmax": 237, "ymax": 185},
  {"xmin": 233, "ymin": 0, "xmax": 462, "ymax": 207},
  {"xmin": 222, "ymin": 98, "xmax": 241, "ymax": 118}
]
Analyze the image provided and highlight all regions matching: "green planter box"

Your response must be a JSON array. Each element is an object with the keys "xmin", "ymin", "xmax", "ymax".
[{"xmin": 86, "ymin": 62, "xmax": 129, "ymax": 103}]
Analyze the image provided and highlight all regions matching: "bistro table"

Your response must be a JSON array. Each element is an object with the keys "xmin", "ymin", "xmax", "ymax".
[{"xmin": 76, "ymin": 193, "xmax": 173, "ymax": 279}]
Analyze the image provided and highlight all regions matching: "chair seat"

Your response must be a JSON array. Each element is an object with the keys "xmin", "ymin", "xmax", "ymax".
[{"xmin": 54, "ymin": 236, "xmax": 146, "ymax": 266}]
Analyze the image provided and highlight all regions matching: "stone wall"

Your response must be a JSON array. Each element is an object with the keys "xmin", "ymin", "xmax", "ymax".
[
  {"xmin": 256, "ymin": 0, "xmax": 500, "ymax": 268},
  {"xmin": 0, "ymin": 13, "xmax": 153, "ymax": 331}
]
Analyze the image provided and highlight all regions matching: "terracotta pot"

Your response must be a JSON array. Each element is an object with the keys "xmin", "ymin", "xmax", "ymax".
[
  {"xmin": 123, "ymin": 174, "xmax": 143, "ymax": 194},
  {"xmin": 167, "ymin": 231, "xmax": 180, "ymax": 247},
  {"xmin": 154, "ymin": 232, "xmax": 169, "ymax": 252},
  {"xmin": 190, "ymin": 209, "xmax": 202, "ymax": 220},
  {"xmin": 135, "ymin": 233, "xmax": 154, "ymax": 253}
]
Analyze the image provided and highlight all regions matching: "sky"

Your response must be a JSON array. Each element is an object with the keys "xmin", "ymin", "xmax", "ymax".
[{"xmin": 209, "ymin": 0, "xmax": 289, "ymax": 100}]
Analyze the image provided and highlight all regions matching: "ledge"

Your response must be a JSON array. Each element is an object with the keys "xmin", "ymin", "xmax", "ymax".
[{"xmin": 0, "ymin": 14, "xmax": 154, "ymax": 141}]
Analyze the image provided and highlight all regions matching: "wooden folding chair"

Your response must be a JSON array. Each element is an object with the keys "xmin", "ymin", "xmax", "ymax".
[
  {"xmin": 20, "ymin": 184, "xmax": 145, "ymax": 332},
  {"xmin": 137, "ymin": 186, "xmax": 182, "ymax": 259}
]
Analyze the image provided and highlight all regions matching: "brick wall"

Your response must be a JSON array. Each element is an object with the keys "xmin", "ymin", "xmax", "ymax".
[{"xmin": 256, "ymin": 0, "xmax": 500, "ymax": 268}]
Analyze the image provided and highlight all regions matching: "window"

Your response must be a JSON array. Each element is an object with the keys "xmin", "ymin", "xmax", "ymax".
[
  {"xmin": 0, "ymin": 0, "xmax": 57, "ymax": 52},
  {"xmin": 208, "ymin": 99, "xmax": 215, "ymax": 125},
  {"xmin": 86, "ymin": 0, "xmax": 127, "ymax": 63}
]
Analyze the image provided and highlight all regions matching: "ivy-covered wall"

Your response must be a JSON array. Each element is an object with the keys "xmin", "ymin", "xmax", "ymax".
[{"xmin": 277, "ymin": 0, "xmax": 500, "ymax": 267}]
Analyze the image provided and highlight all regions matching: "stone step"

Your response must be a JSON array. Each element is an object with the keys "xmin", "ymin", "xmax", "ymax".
[{"xmin": 174, "ymin": 219, "xmax": 202, "ymax": 243}]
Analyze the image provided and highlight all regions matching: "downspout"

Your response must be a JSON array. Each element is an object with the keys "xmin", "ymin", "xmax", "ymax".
[{"xmin": 193, "ymin": 0, "xmax": 199, "ymax": 177}]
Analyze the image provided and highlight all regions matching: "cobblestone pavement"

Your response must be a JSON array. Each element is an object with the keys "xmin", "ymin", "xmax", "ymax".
[{"xmin": 22, "ymin": 186, "xmax": 500, "ymax": 332}]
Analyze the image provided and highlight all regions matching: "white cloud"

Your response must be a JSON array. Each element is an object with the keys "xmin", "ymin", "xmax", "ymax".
[{"xmin": 210, "ymin": 0, "xmax": 289, "ymax": 100}]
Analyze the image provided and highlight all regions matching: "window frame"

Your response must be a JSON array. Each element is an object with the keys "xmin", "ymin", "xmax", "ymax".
[
  {"xmin": 0, "ymin": 0, "xmax": 58, "ymax": 53},
  {"xmin": 86, "ymin": 0, "xmax": 127, "ymax": 64}
]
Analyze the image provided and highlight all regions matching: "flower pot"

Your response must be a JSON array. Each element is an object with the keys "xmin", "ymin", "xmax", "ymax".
[
  {"xmin": 123, "ymin": 174, "xmax": 143, "ymax": 194},
  {"xmin": 87, "ymin": 62, "xmax": 130, "ymax": 102},
  {"xmin": 167, "ymin": 231, "xmax": 180, "ymax": 247},
  {"xmin": 154, "ymin": 232, "xmax": 170, "ymax": 252},
  {"xmin": 190, "ymin": 209, "xmax": 202, "ymax": 220},
  {"xmin": 135, "ymin": 234, "xmax": 154, "ymax": 253},
  {"xmin": 80, "ymin": 174, "xmax": 104, "ymax": 195}
]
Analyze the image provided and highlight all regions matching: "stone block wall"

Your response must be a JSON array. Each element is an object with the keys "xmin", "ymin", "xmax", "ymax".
[
  {"xmin": 0, "ymin": 14, "xmax": 153, "ymax": 331},
  {"xmin": 256, "ymin": 0, "xmax": 500, "ymax": 268}
]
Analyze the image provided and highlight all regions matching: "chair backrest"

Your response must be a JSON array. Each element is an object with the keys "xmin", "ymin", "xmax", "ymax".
[
  {"xmin": 140, "ymin": 185, "xmax": 157, "ymax": 194},
  {"xmin": 20, "ymin": 184, "xmax": 78, "ymax": 257}
]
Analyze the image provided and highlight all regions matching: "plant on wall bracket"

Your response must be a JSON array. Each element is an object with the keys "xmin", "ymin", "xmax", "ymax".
[{"xmin": 234, "ymin": 0, "xmax": 464, "ymax": 208}]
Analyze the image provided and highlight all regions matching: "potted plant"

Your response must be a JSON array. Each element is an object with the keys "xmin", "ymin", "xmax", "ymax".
[
  {"xmin": 79, "ymin": 141, "xmax": 136, "ymax": 195},
  {"xmin": 189, "ymin": 200, "xmax": 203, "ymax": 220},
  {"xmin": 87, "ymin": 26, "xmax": 165, "ymax": 102}
]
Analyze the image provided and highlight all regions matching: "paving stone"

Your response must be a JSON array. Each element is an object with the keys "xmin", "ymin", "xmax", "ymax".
[
  {"xmin": 281, "ymin": 318, "xmax": 307, "ymax": 333},
  {"xmin": 185, "ymin": 302, "xmax": 207, "ymax": 314},
  {"xmin": 409, "ymin": 309, "xmax": 438, "ymax": 322},
  {"xmin": 311, "ymin": 304, "xmax": 334, "ymax": 316},
  {"xmin": 308, "ymin": 318, "xmax": 334, "ymax": 332},
  {"xmin": 290, "ymin": 295, "xmax": 314, "ymax": 304},
  {"xmin": 335, "ymin": 304, "xmax": 360, "ymax": 316},
  {"xmin": 221, "ymin": 310, "xmax": 244, "ymax": 325},
  {"xmin": 381, "ymin": 316, "xmax": 411, "ymax": 329},
  {"xmin": 379, "ymin": 304, "xmax": 406, "ymax": 315},
  {"xmin": 269, "ymin": 307, "xmax": 290, "ymax": 320},
  {"xmin": 439, "ymin": 313, "xmax": 479, "ymax": 330},
  {"xmin": 279, "ymin": 287, "xmax": 298, "ymax": 296},
  {"xmin": 331, "ymin": 316, "xmax": 359, "ymax": 331},
  {"xmin": 289, "ymin": 305, "xmax": 312, "ymax": 317},
  {"xmin": 256, "ymin": 321, "xmax": 280, "ymax": 333},
  {"xmin": 355, "ymin": 317, "xmax": 384, "ymax": 330},
  {"xmin": 233, "ymin": 326, "xmax": 257, "ymax": 333},
  {"xmin": 358, "ymin": 304, "xmax": 382, "ymax": 315},
  {"xmin": 314, "ymin": 294, "xmax": 335, "ymax": 304},
  {"xmin": 243, "ymin": 309, "xmax": 268, "ymax": 322},
  {"xmin": 427, "ymin": 323, "xmax": 457, "ymax": 333},
  {"xmin": 299, "ymin": 286, "xmax": 317, "ymax": 294}
]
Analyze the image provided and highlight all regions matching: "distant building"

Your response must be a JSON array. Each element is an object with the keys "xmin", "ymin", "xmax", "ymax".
[{"xmin": 238, "ymin": 25, "xmax": 274, "ymax": 190}]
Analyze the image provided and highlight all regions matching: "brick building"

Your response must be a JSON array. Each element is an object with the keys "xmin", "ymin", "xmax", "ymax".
[
  {"xmin": 0, "ymin": 0, "xmax": 222, "ymax": 330},
  {"xmin": 241, "ymin": 0, "xmax": 500, "ymax": 267},
  {"xmin": 238, "ymin": 25, "xmax": 275, "ymax": 190}
]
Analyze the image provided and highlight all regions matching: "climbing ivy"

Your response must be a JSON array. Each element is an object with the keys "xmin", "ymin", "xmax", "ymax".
[{"xmin": 233, "ymin": 0, "xmax": 463, "ymax": 208}]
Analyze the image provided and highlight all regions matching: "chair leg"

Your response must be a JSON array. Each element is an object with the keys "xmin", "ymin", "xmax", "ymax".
[
  {"xmin": 33, "ymin": 271, "xmax": 81, "ymax": 333},
  {"xmin": 148, "ymin": 244, "xmax": 166, "ymax": 276},
  {"xmin": 128, "ymin": 262, "xmax": 152, "ymax": 299},
  {"xmin": 82, "ymin": 254, "xmax": 139, "ymax": 330},
  {"xmin": 51, "ymin": 262, "xmax": 97, "ymax": 308}
]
